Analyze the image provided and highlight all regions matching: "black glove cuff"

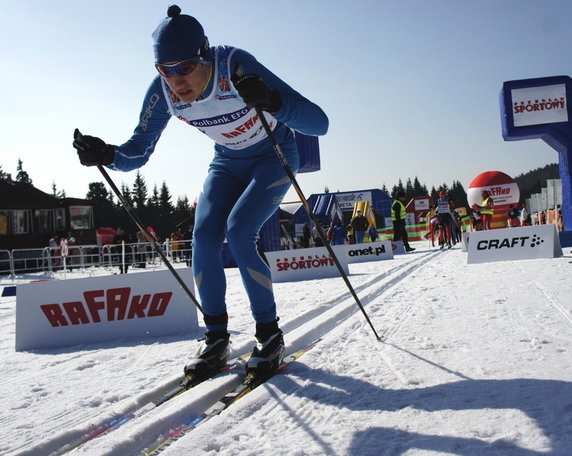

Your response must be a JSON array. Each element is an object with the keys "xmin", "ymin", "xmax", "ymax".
[
  {"xmin": 102, "ymin": 144, "xmax": 115, "ymax": 165},
  {"xmin": 267, "ymin": 90, "xmax": 282, "ymax": 114}
]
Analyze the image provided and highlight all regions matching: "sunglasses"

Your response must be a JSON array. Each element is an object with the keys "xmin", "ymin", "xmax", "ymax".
[{"xmin": 155, "ymin": 58, "xmax": 201, "ymax": 78}]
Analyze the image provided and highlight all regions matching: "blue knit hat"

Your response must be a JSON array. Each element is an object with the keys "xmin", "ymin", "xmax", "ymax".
[{"xmin": 152, "ymin": 5, "xmax": 205, "ymax": 63}]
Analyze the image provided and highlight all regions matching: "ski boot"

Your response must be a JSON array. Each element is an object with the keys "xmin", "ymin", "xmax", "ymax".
[
  {"xmin": 184, "ymin": 330, "xmax": 230, "ymax": 381},
  {"xmin": 246, "ymin": 320, "xmax": 285, "ymax": 377}
]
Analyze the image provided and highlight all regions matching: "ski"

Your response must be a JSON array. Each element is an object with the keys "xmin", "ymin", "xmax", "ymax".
[
  {"xmin": 144, "ymin": 339, "xmax": 320, "ymax": 455},
  {"xmin": 52, "ymin": 352, "xmax": 250, "ymax": 456}
]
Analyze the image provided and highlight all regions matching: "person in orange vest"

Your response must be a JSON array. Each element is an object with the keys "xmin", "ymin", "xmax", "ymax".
[{"xmin": 480, "ymin": 190, "xmax": 494, "ymax": 230}]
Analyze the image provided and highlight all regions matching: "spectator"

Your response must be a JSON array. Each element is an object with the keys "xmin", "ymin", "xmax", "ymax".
[
  {"xmin": 507, "ymin": 205, "xmax": 519, "ymax": 228},
  {"xmin": 113, "ymin": 227, "xmax": 131, "ymax": 274},
  {"xmin": 480, "ymin": 190, "xmax": 494, "ymax": 230},
  {"xmin": 136, "ymin": 230, "xmax": 148, "ymax": 268},
  {"xmin": 346, "ymin": 224, "xmax": 355, "ymax": 244},
  {"xmin": 302, "ymin": 223, "xmax": 311, "ymax": 248},
  {"xmin": 424, "ymin": 206, "xmax": 438, "ymax": 247},
  {"xmin": 183, "ymin": 225, "xmax": 194, "ymax": 266},
  {"xmin": 351, "ymin": 210, "xmax": 369, "ymax": 244},
  {"xmin": 368, "ymin": 224, "xmax": 379, "ymax": 243},
  {"xmin": 313, "ymin": 221, "xmax": 325, "ymax": 247},
  {"xmin": 327, "ymin": 222, "xmax": 335, "ymax": 244},
  {"xmin": 170, "ymin": 229, "xmax": 184, "ymax": 262},
  {"xmin": 471, "ymin": 204, "xmax": 482, "ymax": 231},
  {"xmin": 48, "ymin": 234, "xmax": 60, "ymax": 266},
  {"xmin": 392, "ymin": 191, "xmax": 415, "ymax": 252},
  {"xmin": 331, "ymin": 221, "xmax": 347, "ymax": 245}
]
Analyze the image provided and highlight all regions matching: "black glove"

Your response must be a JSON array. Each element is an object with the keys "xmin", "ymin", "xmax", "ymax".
[
  {"xmin": 73, "ymin": 128, "xmax": 115, "ymax": 167},
  {"xmin": 231, "ymin": 73, "xmax": 282, "ymax": 113}
]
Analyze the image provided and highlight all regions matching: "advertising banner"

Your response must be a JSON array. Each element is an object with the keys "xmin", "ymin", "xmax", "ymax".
[
  {"xmin": 345, "ymin": 241, "xmax": 393, "ymax": 263},
  {"xmin": 266, "ymin": 246, "xmax": 349, "ymax": 283},
  {"xmin": 16, "ymin": 269, "xmax": 198, "ymax": 351},
  {"xmin": 467, "ymin": 225, "xmax": 562, "ymax": 264},
  {"xmin": 511, "ymin": 84, "xmax": 567, "ymax": 127}
]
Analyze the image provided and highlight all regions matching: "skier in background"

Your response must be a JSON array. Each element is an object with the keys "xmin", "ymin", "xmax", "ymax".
[
  {"xmin": 435, "ymin": 190, "xmax": 453, "ymax": 249},
  {"xmin": 72, "ymin": 5, "xmax": 328, "ymax": 378}
]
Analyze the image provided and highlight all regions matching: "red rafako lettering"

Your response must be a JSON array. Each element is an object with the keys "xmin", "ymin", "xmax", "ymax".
[
  {"xmin": 221, "ymin": 114, "xmax": 259, "ymax": 139},
  {"xmin": 63, "ymin": 301, "xmax": 90, "ymax": 325},
  {"xmin": 40, "ymin": 304, "xmax": 69, "ymax": 327},
  {"xmin": 106, "ymin": 287, "xmax": 131, "ymax": 320},
  {"xmin": 148, "ymin": 292, "xmax": 172, "ymax": 317},
  {"xmin": 84, "ymin": 289, "xmax": 105, "ymax": 322},
  {"xmin": 129, "ymin": 294, "xmax": 151, "ymax": 318},
  {"xmin": 40, "ymin": 288, "xmax": 173, "ymax": 327}
]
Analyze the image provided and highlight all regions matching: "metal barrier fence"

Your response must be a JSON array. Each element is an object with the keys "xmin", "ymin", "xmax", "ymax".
[{"xmin": 0, "ymin": 240, "xmax": 191, "ymax": 278}]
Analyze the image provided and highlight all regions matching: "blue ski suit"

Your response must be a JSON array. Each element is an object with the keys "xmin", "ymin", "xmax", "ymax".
[{"xmin": 106, "ymin": 45, "xmax": 328, "ymax": 331}]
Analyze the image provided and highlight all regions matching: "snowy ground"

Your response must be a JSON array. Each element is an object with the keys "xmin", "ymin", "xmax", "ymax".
[{"xmin": 1, "ymin": 240, "xmax": 572, "ymax": 456}]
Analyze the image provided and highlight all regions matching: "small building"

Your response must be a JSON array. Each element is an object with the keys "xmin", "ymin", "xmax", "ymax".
[{"xmin": 0, "ymin": 180, "xmax": 96, "ymax": 250}]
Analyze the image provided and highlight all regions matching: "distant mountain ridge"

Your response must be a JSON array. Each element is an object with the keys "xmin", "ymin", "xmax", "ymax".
[{"xmin": 514, "ymin": 163, "xmax": 559, "ymax": 202}]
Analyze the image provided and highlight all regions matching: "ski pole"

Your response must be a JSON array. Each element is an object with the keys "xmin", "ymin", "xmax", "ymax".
[
  {"xmin": 255, "ymin": 106, "xmax": 381, "ymax": 341},
  {"xmin": 95, "ymin": 163, "xmax": 204, "ymax": 315}
]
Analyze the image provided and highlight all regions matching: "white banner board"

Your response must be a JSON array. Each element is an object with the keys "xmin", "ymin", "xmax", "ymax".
[
  {"xmin": 345, "ymin": 241, "xmax": 394, "ymax": 263},
  {"xmin": 391, "ymin": 241, "xmax": 406, "ymax": 255},
  {"xmin": 511, "ymin": 84, "xmax": 568, "ymax": 126},
  {"xmin": 16, "ymin": 269, "xmax": 198, "ymax": 351},
  {"xmin": 467, "ymin": 225, "xmax": 562, "ymax": 264},
  {"xmin": 266, "ymin": 246, "xmax": 349, "ymax": 283}
]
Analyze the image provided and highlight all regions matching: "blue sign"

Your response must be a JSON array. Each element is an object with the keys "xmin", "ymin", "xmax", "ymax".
[{"xmin": 500, "ymin": 75, "xmax": 572, "ymax": 231}]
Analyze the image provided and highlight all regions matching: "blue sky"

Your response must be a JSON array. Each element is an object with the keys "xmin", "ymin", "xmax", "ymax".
[{"xmin": 1, "ymin": 1, "xmax": 571, "ymax": 204}]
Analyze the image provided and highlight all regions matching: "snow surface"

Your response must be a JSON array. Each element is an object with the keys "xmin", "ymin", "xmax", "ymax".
[{"xmin": 2, "ymin": 241, "xmax": 572, "ymax": 456}]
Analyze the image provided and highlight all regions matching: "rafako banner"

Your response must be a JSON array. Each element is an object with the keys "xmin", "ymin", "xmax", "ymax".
[
  {"xmin": 16, "ymin": 269, "xmax": 198, "ymax": 351},
  {"xmin": 467, "ymin": 225, "xmax": 562, "ymax": 264}
]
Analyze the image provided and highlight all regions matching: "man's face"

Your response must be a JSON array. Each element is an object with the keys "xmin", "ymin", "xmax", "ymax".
[{"xmin": 162, "ymin": 62, "xmax": 211, "ymax": 103}]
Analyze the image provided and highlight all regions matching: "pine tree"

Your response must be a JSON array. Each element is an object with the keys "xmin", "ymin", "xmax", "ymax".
[
  {"xmin": 449, "ymin": 180, "xmax": 468, "ymax": 208},
  {"xmin": 51, "ymin": 181, "xmax": 67, "ymax": 199},
  {"xmin": 158, "ymin": 182, "xmax": 174, "ymax": 235},
  {"xmin": 15, "ymin": 159, "xmax": 32, "ymax": 185},
  {"xmin": 120, "ymin": 183, "xmax": 133, "ymax": 207},
  {"xmin": 405, "ymin": 178, "xmax": 413, "ymax": 201},
  {"xmin": 412, "ymin": 177, "xmax": 427, "ymax": 197},
  {"xmin": 148, "ymin": 185, "xmax": 160, "ymax": 212},
  {"xmin": 87, "ymin": 182, "xmax": 115, "ymax": 227},
  {"xmin": 132, "ymin": 171, "xmax": 148, "ymax": 211},
  {"xmin": 0, "ymin": 166, "xmax": 12, "ymax": 182}
]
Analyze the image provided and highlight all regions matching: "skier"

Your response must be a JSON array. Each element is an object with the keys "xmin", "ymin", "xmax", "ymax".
[
  {"xmin": 72, "ymin": 5, "xmax": 328, "ymax": 378},
  {"xmin": 435, "ymin": 190, "xmax": 453, "ymax": 249}
]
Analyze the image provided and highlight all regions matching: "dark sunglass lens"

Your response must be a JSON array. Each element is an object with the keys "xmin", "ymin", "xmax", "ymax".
[
  {"xmin": 177, "ymin": 60, "xmax": 198, "ymax": 76},
  {"xmin": 156, "ymin": 65, "xmax": 170, "ymax": 78}
]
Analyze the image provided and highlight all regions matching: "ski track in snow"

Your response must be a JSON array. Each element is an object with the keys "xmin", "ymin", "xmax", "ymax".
[{"xmin": 2, "ymin": 243, "xmax": 572, "ymax": 456}]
